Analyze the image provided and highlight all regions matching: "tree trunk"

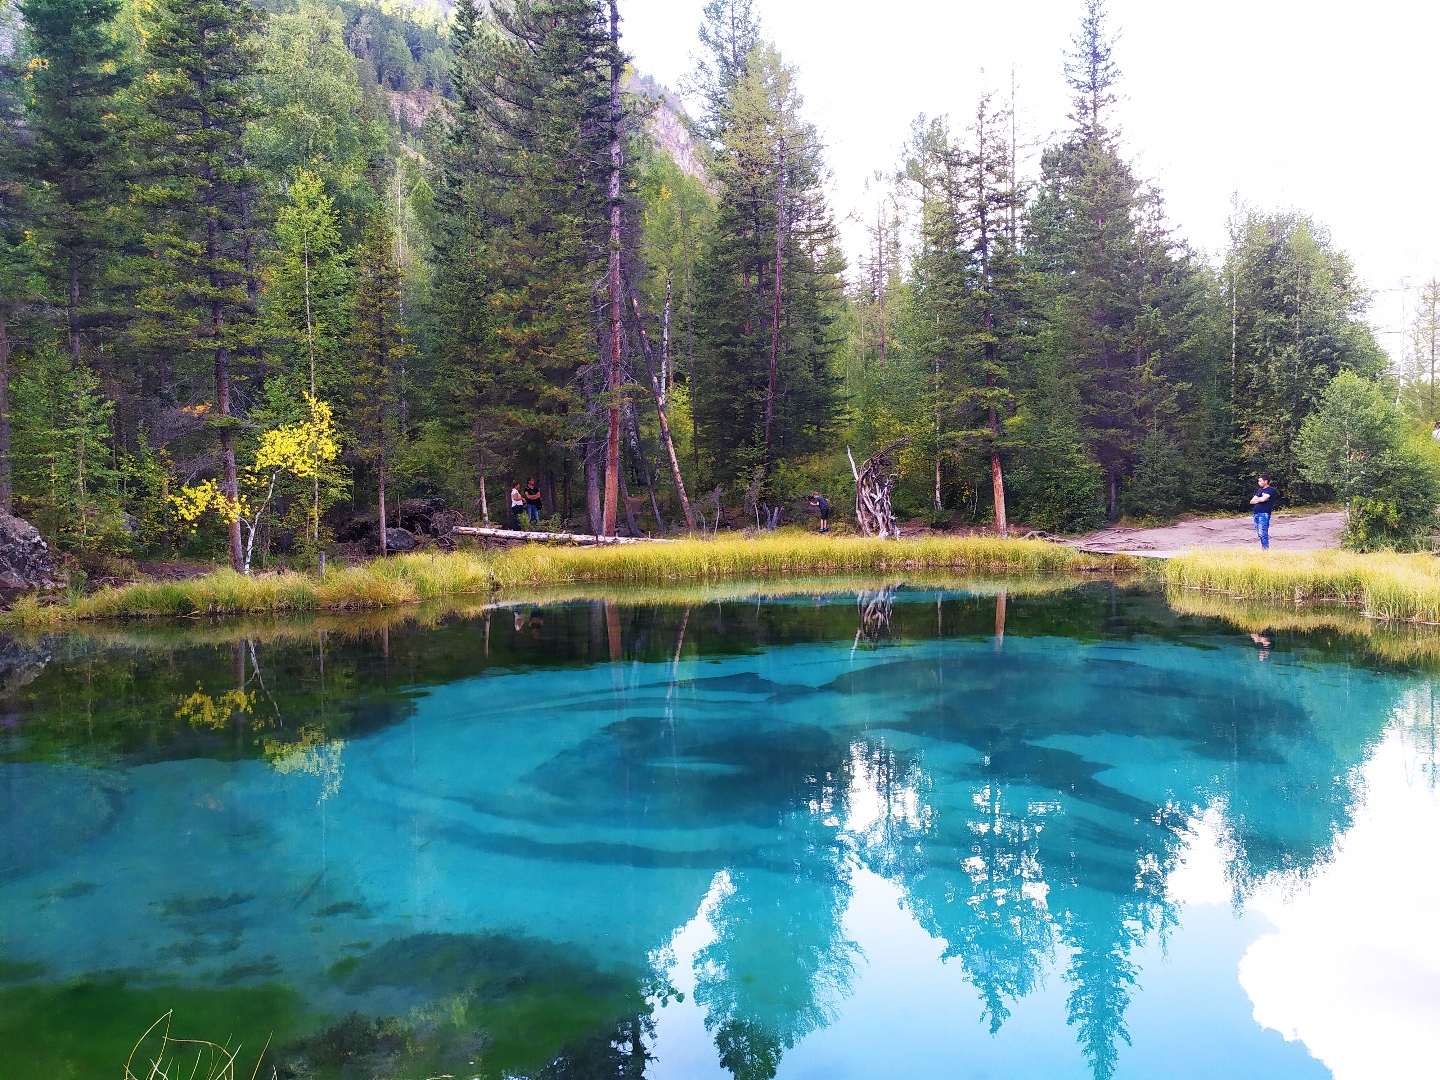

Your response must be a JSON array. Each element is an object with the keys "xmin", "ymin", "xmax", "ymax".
[
  {"xmin": 304, "ymin": 227, "xmax": 319, "ymax": 547},
  {"xmin": 601, "ymin": 0, "xmax": 623, "ymax": 537},
  {"xmin": 989, "ymin": 372, "xmax": 1007, "ymax": 536},
  {"xmin": 876, "ymin": 205, "xmax": 886, "ymax": 363},
  {"xmin": 0, "ymin": 303, "xmax": 11, "ymax": 513},
  {"xmin": 990, "ymin": 444, "xmax": 1007, "ymax": 536},
  {"xmin": 848, "ymin": 438, "xmax": 909, "ymax": 540},
  {"xmin": 684, "ymin": 221, "xmax": 698, "ymax": 480},
  {"xmin": 618, "ymin": 467, "xmax": 639, "ymax": 537},
  {"xmin": 216, "ymin": 335, "xmax": 242, "ymax": 571},
  {"xmin": 585, "ymin": 437, "xmax": 602, "ymax": 536},
  {"xmin": 378, "ymin": 426, "xmax": 388, "ymax": 557},
  {"xmin": 624, "ymin": 399, "xmax": 663, "ymax": 533},
  {"xmin": 763, "ymin": 137, "xmax": 785, "ymax": 466},
  {"xmin": 661, "ymin": 273, "xmax": 672, "ymax": 396},
  {"xmin": 563, "ymin": 456, "xmax": 572, "ymax": 527},
  {"xmin": 69, "ymin": 253, "xmax": 81, "ymax": 368},
  {"xmin": 628, "ymin": 292, "xmax": 694, "ymax": 529}
]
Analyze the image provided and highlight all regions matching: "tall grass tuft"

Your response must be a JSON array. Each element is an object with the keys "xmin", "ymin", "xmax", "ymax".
[
  {"xmin": 1166, "ymin": 586, "xmax": 1440, "ymax": 668},
  {"xmin": 3, "ymin": 534, "xmax": 1131, "ymax": 627},
  {"xmin": 126, "ymin": 1011, "xmax": 266, "ymax": 1080},
  {"xmin": 1165, "ymin": 549, "xmax": 1440, "ymax": 623}
]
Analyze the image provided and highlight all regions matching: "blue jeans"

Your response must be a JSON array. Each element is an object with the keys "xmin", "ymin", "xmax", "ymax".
[
  {"xmin": 1253, "ymin": 512, "xmax": 1271, "ymax": 549},
  {"xmin": 526, "ymin": 503, "xmax": 540, "ymax": 524}
]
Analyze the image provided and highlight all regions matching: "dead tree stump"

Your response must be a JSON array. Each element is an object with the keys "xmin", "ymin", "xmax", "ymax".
[{"xmin": 848, "ymin": 438, "xmax": 911, "ymax": 539}]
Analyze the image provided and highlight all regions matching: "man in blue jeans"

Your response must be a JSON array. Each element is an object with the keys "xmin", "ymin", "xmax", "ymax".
[{"xmin": 1249, "ymin": 475, "xmax": 1277, "ymax": 549}]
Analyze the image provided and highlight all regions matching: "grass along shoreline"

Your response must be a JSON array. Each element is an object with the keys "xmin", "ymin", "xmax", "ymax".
[
  {"xmin": 4, "ymin": 534, "xmax": 1134, "ymax": 626},
  {"xmin": 1165, "ymin": 549, "xmax": 1440, "ymax": 623}
]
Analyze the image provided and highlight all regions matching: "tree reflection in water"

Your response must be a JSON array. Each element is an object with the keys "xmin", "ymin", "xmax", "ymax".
[{"xmin": 0, "ymin": 584, "xmax": 1414, "ymax": 1080}]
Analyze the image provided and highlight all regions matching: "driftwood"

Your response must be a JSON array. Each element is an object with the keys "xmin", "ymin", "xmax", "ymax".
[
  {"xmin": 452, "ymin": 527, "xmax": 673, "ymax": 545},
  {"xmin": 847, "ymin": 438, "xmax": 911, "ymax": 540}
]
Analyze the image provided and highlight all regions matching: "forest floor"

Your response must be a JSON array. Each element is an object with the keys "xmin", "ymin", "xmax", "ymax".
[{"xmin": 1067, "ymin": 510, "xmax": 1345, "ymax": 558}]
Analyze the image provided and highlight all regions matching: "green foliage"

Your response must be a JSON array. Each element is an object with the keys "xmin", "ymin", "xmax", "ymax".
[
  {"xmin": 431, "ymin": 0, "xmax": 618, "ymax": 507},
  {"xmin": 15, "ymin": 0, "xmax": 132, "ymax": 365},
  {"xmin": 1296, "ymin": 371, "xmax": 1440, "ymax": 550},
  {"xmin": 1227, "ymin": 208, "xmax": 1386, "ymax": 489},
  {"xmin": 11, "ymin": 347, "xmax": 124, "ymax": 550},
  {"xmin": 265, "ymin": 168, "xmax": 351, "ymax": 402},
  {"xmin": 691, "ymin": 40, "xmax": 844, "ymax": 487},
  {"xmin": 1004, "ymin": 410, "xmax": 1106, "ymax": 533},
  {"xmin": 254, "ymin": 1, "xmax": 387, "ymax": 236},
  {"xmin": 0, "ymin": 0, "xmax": 1417, "ymax": 567}
]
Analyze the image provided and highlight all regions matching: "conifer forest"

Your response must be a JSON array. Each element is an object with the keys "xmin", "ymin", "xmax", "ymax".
[{"xmin": 1, "ymin": 0, "xmax": 1435, "ymax": 572}]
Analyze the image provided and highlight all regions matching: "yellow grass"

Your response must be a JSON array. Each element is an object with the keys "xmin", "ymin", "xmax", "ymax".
[
  {"xmin": 4, "ymin": 572, "xmax": 1092, "ymax": 651},
  {"xmin": 2, "ymin": 534, "xmax": 1133, "ymax": 627},
  {"xmin": 1165, "ymin": 548, "xmax": 1440, "ymax": 623},
  {"xmin": 1165, "ymin": 586, "xmax": 1440, "ymax": 667}
]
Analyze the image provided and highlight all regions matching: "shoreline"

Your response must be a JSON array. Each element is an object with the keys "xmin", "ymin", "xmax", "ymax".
[{"xmin": 2, "ymin": 535, "xmax": 1137, "ymax": 628}]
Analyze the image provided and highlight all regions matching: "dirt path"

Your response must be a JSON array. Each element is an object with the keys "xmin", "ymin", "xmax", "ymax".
[{"xmin": 1066, "ymin": 510, "xmax": 1345, "ymax": 558}]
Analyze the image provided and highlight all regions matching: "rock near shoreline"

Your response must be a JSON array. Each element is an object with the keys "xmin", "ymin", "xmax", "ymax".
[{"xmin": 0, "ymin": 512, "xmax": 64, "ymax": 591}]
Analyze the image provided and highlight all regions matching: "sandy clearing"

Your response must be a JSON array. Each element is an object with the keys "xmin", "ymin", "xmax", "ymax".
[{"xmin": 1066, "ymin": 510, "xmax": 1346, "ymax": 558}]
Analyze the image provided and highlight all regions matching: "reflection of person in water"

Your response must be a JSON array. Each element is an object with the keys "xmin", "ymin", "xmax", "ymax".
[
  {"xmin": 513, "ymin": 610, "xmax": 525, "ymax": 632},
  {"xmin": 1250, "ymin": 632, "xmax": 1272, "ymax": 661},
  {"xmin": 529, "ymin": 609, "xmax": 544, "ymax": 637}
]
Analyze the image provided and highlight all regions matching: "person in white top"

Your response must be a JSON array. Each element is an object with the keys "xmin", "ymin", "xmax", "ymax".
[{"xmin": 510, "ymin": 483, "xmax": 525, "ymax": 529}]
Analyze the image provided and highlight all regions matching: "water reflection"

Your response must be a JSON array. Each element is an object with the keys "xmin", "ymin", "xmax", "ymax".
[{"xmin": 0, "ymin": 583, "xmax": 1435, "ymax": 1079}]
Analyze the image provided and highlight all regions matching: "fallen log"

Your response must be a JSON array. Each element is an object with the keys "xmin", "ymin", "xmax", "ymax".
[{"xmin": 452, "ymin": 527, "xmax": 675, "ymax": 545}]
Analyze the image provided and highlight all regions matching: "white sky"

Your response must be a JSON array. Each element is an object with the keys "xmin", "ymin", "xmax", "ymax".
[{"xmin": 618, "ymin": 0, "xmax": 1440, "ymax": 360}]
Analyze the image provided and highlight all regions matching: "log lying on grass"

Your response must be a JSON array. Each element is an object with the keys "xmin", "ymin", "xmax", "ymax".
[{"xmin": 452, "ymin": 527, "xmax": 675, "ymax": 545}]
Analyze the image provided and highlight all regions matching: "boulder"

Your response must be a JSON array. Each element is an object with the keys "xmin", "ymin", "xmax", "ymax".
[
  {"xmin": 383, "ymin": 527, "xmax": 417, "ymax": 553},
  {"xmin": 0, "ymin": 513, "xmax": 63, "ymax": 591},
  {"xmin": 397, "ymin": 497, "xmax": 448, "ymax": 536}
]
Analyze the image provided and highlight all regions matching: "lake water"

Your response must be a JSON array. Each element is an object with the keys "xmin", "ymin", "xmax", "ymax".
[{"xmin": 1, "ymin": 582, "xmax": 1437, "ymax": 1079}]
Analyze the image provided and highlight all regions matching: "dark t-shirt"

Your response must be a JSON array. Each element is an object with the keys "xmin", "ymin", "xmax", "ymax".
[
  {"xmin": 1252, "ymin": 485, "xmax": 1278, "ymax": 515},
  {"xmin": 523, "ymin": 484, "xmax": 542, "ymax": 506},
  {"xmin": 815, "ymin": 496, "xmax": 830, "ymax": 515}
]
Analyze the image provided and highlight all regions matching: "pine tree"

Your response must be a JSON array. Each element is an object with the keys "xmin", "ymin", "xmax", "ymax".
[
  {"xmin": 17, "ymin": 0, "xmax": 132, "ymax": 368},
  {"xmin": 895, "ymin": 97, "xmax": 1027, "ymax": 532},
  {"xmin": 349, "ymin": 222, "xmax": 410, "ymax": 556},
  {"xmin": 691, "ymin": 40, "xmax": 843, "ymax": 487},
  {"xmin": 0, "ymin": 65, "xmax": 42, "ymax": 513},
  {"xmin": 1226, "ymin": 208, "xmax": 1386, "ymax": 490},
  {"xmin": 1028, "ymin": 0, "xmax": 1203, "ymax": 521},
  {"xmin": 11, "ymin": 346, "xmax": 120, "ymax": 549},
  {"xmin": 964, "ymin": 94, "xmax": 1029, "ymax": 534},
  {"xmin": 432, "ymin": 0, "xmax": 618, "ymax": 529},
  {"xmin": 133, "ymin": 0, "xmax": 264, "ymax": 570},
  {"xmin": 687, "ymin": 0, "xmax": 761, "ymax": 138},
  {"xmin": 1402, "ymin": 278, "xmax": 1440, "ymax": 423}
]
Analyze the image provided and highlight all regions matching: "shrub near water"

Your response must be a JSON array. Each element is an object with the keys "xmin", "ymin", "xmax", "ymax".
[
  {"xmin": 1166, "ymin": 549, "xmax": 1440, "ymax": 623},
  {"xmin": 4, "ymin": 534, "xmax": 1130, "ymax": 625}
]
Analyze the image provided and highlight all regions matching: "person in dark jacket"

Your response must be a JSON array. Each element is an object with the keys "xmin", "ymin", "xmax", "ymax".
[
  {"xmin": 809, "ymin": 492, "xmax": 831, "ymax": 534},
  {"xmin": 1249, "ymin": 475, "xmax": 1278, "ymax": 550}
]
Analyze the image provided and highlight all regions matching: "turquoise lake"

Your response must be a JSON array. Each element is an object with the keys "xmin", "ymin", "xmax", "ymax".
[{"xmin": 2, "ymin": 582, "xmax": 1437, "ymax": 1079}]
